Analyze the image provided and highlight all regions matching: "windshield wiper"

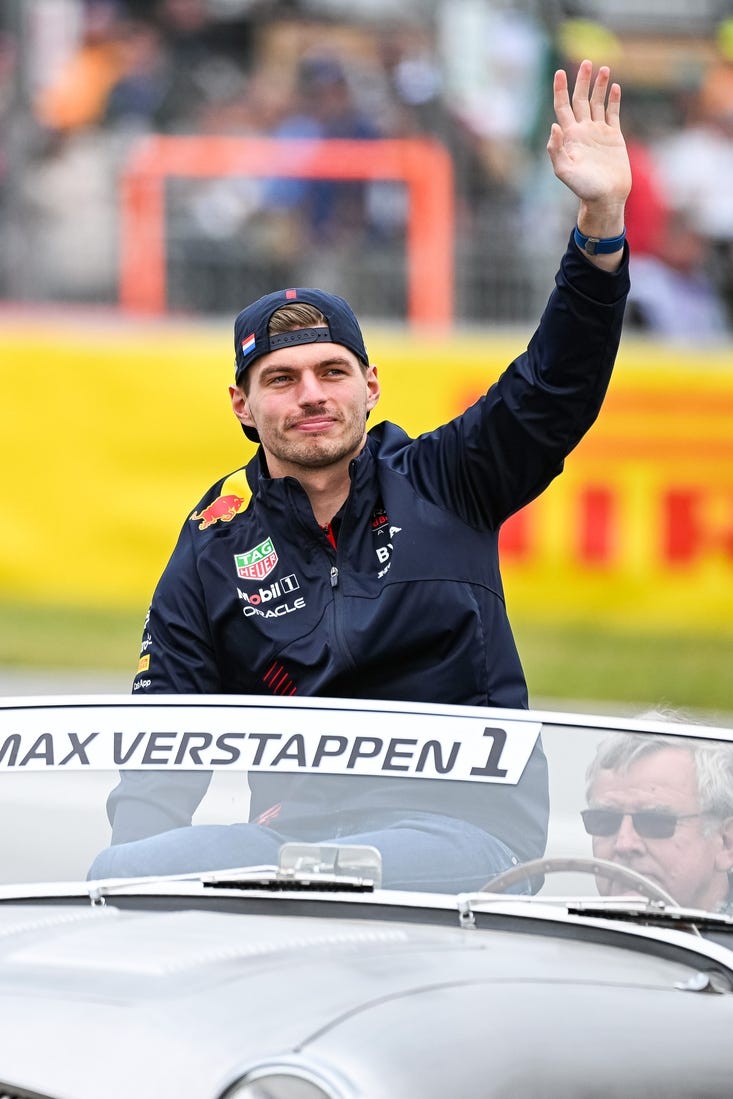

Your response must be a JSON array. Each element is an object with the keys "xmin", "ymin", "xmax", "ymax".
[
  {"xmin": 204, "ymin": 873, "xmax": 376, "ymax": 894},
  {"xmin": 449, "ymin": 892, "xmax": 733, "ymax": 944},
  {"xmin": 565, "ymin": 897, "xmax": 733, "ymax": 933},
  {"xmin": 88, "ymin": 842, "xmax": 382, "ymax": 903}
]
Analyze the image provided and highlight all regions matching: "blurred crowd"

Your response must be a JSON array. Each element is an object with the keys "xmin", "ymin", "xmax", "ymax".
[{"xmin": 1, "ymin": 0, "xmax": 733, "ymax": 338}]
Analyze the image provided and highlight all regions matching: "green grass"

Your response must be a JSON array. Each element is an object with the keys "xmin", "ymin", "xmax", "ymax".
[
  {"xmin": 0, "ymin": 601, "xmax": 142, "ymax": 672},
  {"xmin": 1, "ymin": 601, "xmax": 731, "ymax": 720},
  {"xmin": 512, "ymin": 619, "xmax": 733, "ymax": 720}
]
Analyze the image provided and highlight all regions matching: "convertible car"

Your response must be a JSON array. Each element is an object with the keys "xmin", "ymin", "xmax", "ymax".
[{"xmin": 1, "ymin": 693, "xmax": 733, "ymax": 1098}]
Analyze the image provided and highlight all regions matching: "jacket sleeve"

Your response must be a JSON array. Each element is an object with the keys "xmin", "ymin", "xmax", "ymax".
[
  {"xmin": 132, "ymin": 518, "xmax": 222, "ymax": 695},
  {"xmin": 106, "ymin": 517, "xmax": 220, "ymax": 844},
  {"xmin": 105, "ymin": 768, "xmax": 213, "ymax": 844},
  {"xmin": 398, "ymin": 234, "xmax": 630, "ymax": 529}
]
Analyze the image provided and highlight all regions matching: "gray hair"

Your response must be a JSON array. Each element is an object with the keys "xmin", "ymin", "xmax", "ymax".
[{"xmin": 585, "ymin": 733, "xmax": 733, "ymax": 823}]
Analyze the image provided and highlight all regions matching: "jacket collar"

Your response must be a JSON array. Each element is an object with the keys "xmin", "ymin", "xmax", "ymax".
[{"xmin": 246, "ymin": 437, "xmax": 377, "ymax": 497}]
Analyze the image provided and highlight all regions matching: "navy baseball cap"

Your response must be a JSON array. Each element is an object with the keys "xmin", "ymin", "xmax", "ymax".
[{"xmin": 233, "ymin": 288, "xmax": 370, "ymax": 443}]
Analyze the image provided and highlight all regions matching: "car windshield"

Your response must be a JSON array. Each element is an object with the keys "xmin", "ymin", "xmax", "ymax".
[{"xmin": 1, "ymin": 695, "xmax": 732, "ymax": 918}]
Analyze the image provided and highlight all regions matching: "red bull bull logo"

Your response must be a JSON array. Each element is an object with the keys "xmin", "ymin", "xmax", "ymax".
[
  {"xmin": 234, "ymin": 537, "xmax": 278, "ymax": 580},
  {"xmin": 190, "ymin": 493, "xmax": 245, "ymax": 530}
]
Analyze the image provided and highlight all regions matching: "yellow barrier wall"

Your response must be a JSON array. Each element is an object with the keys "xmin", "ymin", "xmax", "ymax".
[{"xmin": 2, "ymin": 316, "xmax": 732, "ymax": 631}]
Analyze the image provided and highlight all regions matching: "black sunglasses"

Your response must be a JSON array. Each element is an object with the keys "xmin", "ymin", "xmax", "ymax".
[{"xmin": 581, "ymin": 808, "xmax": 705, "ymax": 839}]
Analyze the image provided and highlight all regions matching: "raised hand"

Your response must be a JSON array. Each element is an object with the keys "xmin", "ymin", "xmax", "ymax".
[{"xmin": 547, "ymin": 59, "xmax": 631, "ymax": 249}]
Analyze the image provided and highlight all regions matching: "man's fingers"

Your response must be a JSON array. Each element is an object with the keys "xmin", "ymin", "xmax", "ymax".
[
  {"xmin": 589, "ymin": 66, "xmax": 611, "ymax": 122},
  {"xmin": 547, "ymin": 58, "xmax": 629, "ymax": 204},
  {"xmin": 570, "ymin": 59, "xmax": 593, "ymax": 120},
  {"xmin": 605, "ymin": 82, "xmax": 622, "ymax": 127},
  {"xmin": 556, "ymin": 60, "xmax": 620, "ymax": 128},
  {"xmin": 552, "ymin": 68, "xmax": 576, "ymax": 130},
  {"xmin": 546, "ymin": 121, "xmax": 563, "ymax": 159}
]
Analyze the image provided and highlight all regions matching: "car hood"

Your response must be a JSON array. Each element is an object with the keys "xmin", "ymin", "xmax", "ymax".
[{"xmin": 2, "ymin": 899, "xmax": 733, "ymax": 1099}]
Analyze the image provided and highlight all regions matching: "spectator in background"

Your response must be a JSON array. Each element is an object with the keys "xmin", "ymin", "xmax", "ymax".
[
  {"xmin": 102, "ymin": 17, "xmax": 171, "ymax": 131},
  {"xmin": 155, "ymin": 0, "xmax": 210, "ymax": 50},
  {"xmin": 26, "ymin": 5, "xmax": 157, "ymax": 302},
  {"xmin": 378, "ymin": 15, "xmax": 527, "ymax": 281},
  {"xmin": 437, "ymin": 1, "xmax": 548, "ymax": 192},
  {"xmin": 150, "ymin": 0, "xmax": 249, "ymax": 131},
  {"xmin": 623, "ymin": 138, "xmax": 668, "ymax": 259},
  {"xmin": 155, "ymin": 0, "xmax": 252, "ymax": 81},
  {"xmin": 23, "ymin": 3, "xmax": 140, "ymax": 301},
  {"xmin": 626, "ymin": 207, "xmax": 730, "ymax": 343},
  {"xmin": 607, "ymin": 91, "xmax": 729, "ymax": 342},
  {"xmin": 651, "ymin": 23, "xmax": 733, "ymax": 324},
  {"xmin": 379, "ymin": 19, "xmax": 444, "ymax": 138},
  {"xmin": 103, "ymin": 11, "xmax": 246, "ymax": 134},
  {"xmin": 262, "ymin": 53, "xmax": 382, "ymax": 241},
  {"xmin": 254, "ymin": 52, "xmax": 386, "ymax": 297},
  {"xmin": 34, "ymin": 0, "xmax": 126, "ymax": 134}
]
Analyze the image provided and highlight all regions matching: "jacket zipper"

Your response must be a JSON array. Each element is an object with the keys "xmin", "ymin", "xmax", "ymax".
[
  {"xmin": 329, "ymin": 556, "xmax": 354, "ymax": 670},
  {"xmin": 326, "ymin": 499, "xmax": 358, "ymax": 669}
]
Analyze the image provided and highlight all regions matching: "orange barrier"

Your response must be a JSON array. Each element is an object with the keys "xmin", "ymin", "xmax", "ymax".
[{"xmin": 119, "ymin": 136, "xmax": 455, "ymax": 327}]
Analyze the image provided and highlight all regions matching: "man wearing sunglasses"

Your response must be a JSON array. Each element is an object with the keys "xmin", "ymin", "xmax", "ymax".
[{"xmin": 582, "ymin": 733, "xmax": 733, "ymax": 911}]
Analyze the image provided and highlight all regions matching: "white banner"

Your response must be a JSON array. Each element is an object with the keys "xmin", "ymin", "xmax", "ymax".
[{"xmin": 0, "ymin": 702, "xmax": 541, "ymax": 784}]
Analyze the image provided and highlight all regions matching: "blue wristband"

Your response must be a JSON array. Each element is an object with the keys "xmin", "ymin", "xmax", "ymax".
[{"xmin": 573, "ymin": 225, "xmax": 626, "ymax": 255}]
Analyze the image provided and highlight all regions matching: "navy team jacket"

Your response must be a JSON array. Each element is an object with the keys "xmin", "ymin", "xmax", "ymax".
[{"xmin": 110, "ymin": 237, "xmax": 630, "ymax": 858}]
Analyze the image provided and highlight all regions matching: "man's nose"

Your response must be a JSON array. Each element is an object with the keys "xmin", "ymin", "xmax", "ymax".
[
  {"xmin": 296, "ymin": 371, "xmax": 327, "ymax": 404},
  {"xmin": 612, "ymin": 814, "xmax": 647, "ymax": 854}
]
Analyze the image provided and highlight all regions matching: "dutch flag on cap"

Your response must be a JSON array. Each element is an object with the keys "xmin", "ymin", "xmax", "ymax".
[{"xmin": 241, "ymin": 333, "xmax": 256, "ymax": 356}]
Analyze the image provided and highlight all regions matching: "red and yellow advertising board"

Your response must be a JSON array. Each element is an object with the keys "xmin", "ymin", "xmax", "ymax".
[
  {"xmin": 1, "ymin": 318, "xmax": 732, "ymax": 632},
  {"xmin": 374, "ymin": 332, "xmax": 733, "ymax": 632}
]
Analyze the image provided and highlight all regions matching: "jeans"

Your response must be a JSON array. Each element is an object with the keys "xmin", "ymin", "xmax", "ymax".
[{"xmin": 88, "ymin": 811, "xmax": 527, "ymax": 895}]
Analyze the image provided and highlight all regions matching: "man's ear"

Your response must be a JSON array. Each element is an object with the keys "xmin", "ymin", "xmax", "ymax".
[
  {"xmin": 366, "ymin": 363, "xmax": 380, "ymax": 412},
  {"xmin": 716, "ymin": 816, "xmax": 733, "ymax": 872},
  {"xmin": 229, "ymin": 384, "xmax": 255, "ymax": 429}
]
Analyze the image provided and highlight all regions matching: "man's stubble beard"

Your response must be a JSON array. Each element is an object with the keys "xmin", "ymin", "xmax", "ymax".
[{"xmin": 261, "ymin": 405, "xmax": 367, "ymax": 471}]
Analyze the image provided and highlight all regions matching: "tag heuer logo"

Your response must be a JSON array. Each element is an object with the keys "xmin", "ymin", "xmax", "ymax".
[{"xmin": 234, "ymin": 537, "xmax": 278, "ymax": 580}]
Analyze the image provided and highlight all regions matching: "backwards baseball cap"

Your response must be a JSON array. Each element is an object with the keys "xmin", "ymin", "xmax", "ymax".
[{"xmin": 234, "ymin": 287, "xmax": 368, "ymax": 384}]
